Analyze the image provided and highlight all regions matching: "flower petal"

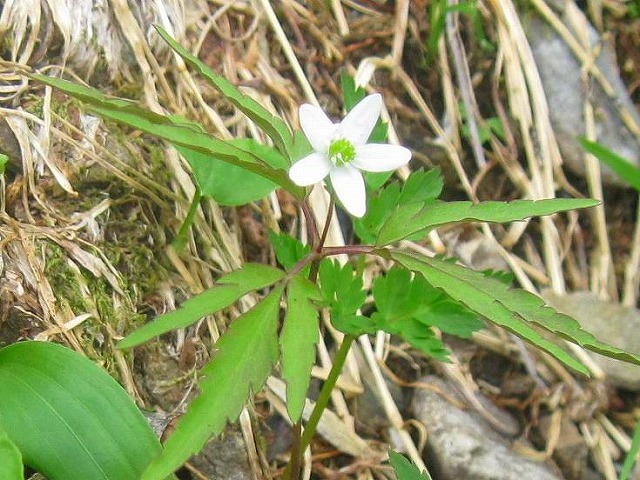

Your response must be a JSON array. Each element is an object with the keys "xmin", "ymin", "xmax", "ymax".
[
  {"xmin": 329, "ymin": 166, "xmax": 367, "ymax": 217},
  {"xmin": 299, "ymin": 103, "xmax": 336, "ymax": 152},
  {"xmin": 337, "ymin": 93, "xmax": 382, "ymax": 146},
  {"xmin": 352, "ymin": 144, "xmax": 412, "ymax": 172},
  {"xmin": 289, "ymin": 152, "xmax": 332, "ymax": 186}
]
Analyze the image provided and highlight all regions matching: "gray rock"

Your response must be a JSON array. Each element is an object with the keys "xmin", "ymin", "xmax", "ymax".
[
  {"xmin": 412, "ymin": 375, "xmax": 563, "ymax": 480},
  {"xmin": 542, "ymin": 290, "xmax": 640, "ymax": 390},
  {"xmin": 524, "ymin": 7, "xmax": 640, "ymax": 186}
]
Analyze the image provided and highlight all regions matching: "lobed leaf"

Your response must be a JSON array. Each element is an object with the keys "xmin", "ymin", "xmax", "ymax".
[
  {"xmin": 0, "ymin": 342, "xmax": 162, "ymax": 480},
  {"xmin": 389, "ymin": 451, "xmax": 433, "ymax": 480},
  {"xmin": 142, "ymin": 286, "xmax": 284, "ymax": 479},
  {"xmin": 268, "ymin": 231, "xmax": 311, "ymax": 273},
  {"xmin": 378, "ymin": 198, "xmax": 599, "ymax": 245},
  {"xmin": 370, "ymin": 267, "xmax": 482, "ymax": 361},
  {"xmin": 281, "ymin": 274, "xmax": 322, "ymax": 422},
  {"xmin": 393, "ymin": 252, "xmax": 640, "ymax": 374},
  {"xmin": 119, "ymin": 264, "xmax": 284, "ymax": 349},
  {"xmin": 318, "ymin": 260, "xmax": 367, "ymax": 334},
  {"xmin": 156, "ymin": 27, "xmax": 294, "ymax": 158}
]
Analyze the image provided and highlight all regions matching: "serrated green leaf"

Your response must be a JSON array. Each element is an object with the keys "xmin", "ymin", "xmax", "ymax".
[
  {"xmin": 370, "ymin": 267, "xmax": 481, "ymax": 361},
  {"xmin": 281, "ymin": 274, "xmax": 322, "ymax": 421},
  {"xmin": 268, "ymin": 231, "xmax": 311, "ymax": 273},
  {"xmin": 156, "ymin": 26, "xmax": 294, "ymax": 157},
  {"xmin": 0, "ymin": 342, "xmax": 162, "ymax": 480},
  {"xmin": 142, "ymin": 285, "xmax": 284, "ymax": 480},
  {"xmin": 119, "ymin": 264, "xmax": 284, "ymax": 349},
  {"xmin": 579, "ymin": 137, "xmax": 640, "ymax": 192},
  {"xmin": 389, "ymin": 451, "xmax": 432, "ymax": 480},
  {"xmin": 378, "ymin": 198, "xmax": 599, "ymax": 245},
  {"xmin": 0, "ymin": 424, "xmax": 22, "ymax": 480},
  {"xmin": 28, "ymin": 73, "xmax": 303, "ymax": 197},
  {"xmin": 393, "ymin": 251, "xmax": 640, "ymax": 374},
  {"xmin": 318, "ymin": 260, "xmax": 368, "ymax": 334},
  {"xmin": 354, "ymin": 169, "xmax": 442, "ymax": 243}
]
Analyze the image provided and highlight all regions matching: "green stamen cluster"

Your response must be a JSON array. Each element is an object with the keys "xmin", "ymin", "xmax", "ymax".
[{"xmin": 328, "ymin": 138, "xmax": 355, "ymax": 166}]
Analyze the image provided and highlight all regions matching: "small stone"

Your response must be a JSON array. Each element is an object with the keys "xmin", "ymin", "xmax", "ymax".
[
  {"xmin": 412, "ymin": 375, "xmax": 563, "ymax": 480},
  {"xmin": 524, "ymin": 7, "xmax": 640, "ymax": 186}
]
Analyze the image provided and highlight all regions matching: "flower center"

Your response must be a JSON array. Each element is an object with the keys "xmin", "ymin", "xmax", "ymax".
[{"xmin": 328, "ymin": 138, "xmax": 355, "ymax": 167}]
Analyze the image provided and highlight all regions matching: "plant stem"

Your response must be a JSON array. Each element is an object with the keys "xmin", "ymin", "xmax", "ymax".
[
  {"xmin": 171, "ymin": 188, "xmax": 201, "ymax": 252},
  {"xmin": 299, "ymin": 333, "xmax": 356, "ymax": 452},
  {"xmin": 301, "ymin": 200, "xmax": 320, "ymax": 247}
]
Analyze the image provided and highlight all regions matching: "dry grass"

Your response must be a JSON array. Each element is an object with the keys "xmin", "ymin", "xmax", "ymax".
[{"xmin": 0, "ymin": 0, "xmax": 639, "ymax": 478}]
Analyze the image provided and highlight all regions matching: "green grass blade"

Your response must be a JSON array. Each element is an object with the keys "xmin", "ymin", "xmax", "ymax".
[
  {"xmin": 281, "ymin": 274, "xmax": 321, "ymax": 422},
  {"xmin": 619, "ymin": 417, "xmax": 640, "ymax": 480},
  {"xmin": 579, "ymin": 137, "xmax": 640, "ymax": 192},
  {"xmin": 155, "ymin": 26, "xmax": 294, "ymax": 157},
  {"xmin": 393, "ymin": 252, "xmax": 640, "ymax": 374},
  {"xmin": 0, "ymin": 424, "xmax": 22, "ymax": 480},
  {"xmin": 142, "ymin": 286, "xmax": 285, "ymax": 480},
  {"xmin": 0, "ymin": 342, "xmax": 161, "ymax": 480},
  {"xmin": 119, "ymin": 264, "xmax": 284, "ymax": 349},
  {"xmin": 378, "ymin": 198, "xmax": 599, "ymax": 245}
]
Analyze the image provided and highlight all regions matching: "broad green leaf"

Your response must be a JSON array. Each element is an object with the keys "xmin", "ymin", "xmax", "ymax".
[
  {"xmin": 119, "ymin": 264, "xmax": 284, "ymax": 349},
  {"xmin": 354, "ymin": 169, "xmax": 442, "ymax": 243},
  {"xmin": 370, "ymin": 267, "xmax": 482, "ymax": 361},
  {"xmin": 579, "ymin": 137, "xmax": 640, "ymax": 192},
  {"xmin": 268, "ymin": 231, "xmax": 311, "ymax": 273},
  {"xmin": 156, "ymin": 26, "xmax": 294, "ymax": 157},
  {"xmin": 142, "ymin": 286, "xmax": 284, "ymax": 480},
  {"xmin": 378, "ymin": 198, "xmax": 599, "ymax": 245},
  {"xmin": 281, "ymin": 274, "xmax": 322, "ymax": 421},
  {"xmin": 28, "ymin": 73, "xmax": 303, "ymax": 197},
  {"xmin": 0, "ymin": 424, "xmax": 22, "ymax": 480},
  {"xmin": 0, "ymin": 342, "xmax": 162, "ymax": 480},
  {"xmin": 177, "ymin": 138, "xmax": 287, "ymax": 205},
  {"xmin": 0, "ymin": 153, "xmax": 8, "ymax": 175},
  {"xmin": 393, "ymin": 252, "xmax": 640, "ymax": 374},
  {"xmin": 389, "ymin": 451, "xmax": 432, "ymax": 480},
  {"xmin": 318, "ymin": 260, "xmax": 367, "ymax": 334}
]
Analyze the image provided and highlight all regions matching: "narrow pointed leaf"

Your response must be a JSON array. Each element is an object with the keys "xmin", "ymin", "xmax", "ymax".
[
  {"xmin": 155, "ymin": 26, "xmax": 293, "ymax": 157},
  {"xmin": 28, "ymin": 74, "xmax": 303, "ymax": 197},
  {"xmin": 142, "ymin": 286, "xmax": 284, "ymax": 480},
  {"xmin": 377, "ymin": 198, "xmax": 599, "ymax": 245},
  {"xmin": 392, "ymin": 252, "xmax": 640, "ymax": 374},
  {"xmin": 0, "ymin": 424, "xmax": 22, "ymax": 480},
  {"xmin": 579, "ymin": 137, "xmax": 640, "ymax": 192},
  {"xmin": 0, "ymin": 342, "xmax": 161, "ymax": 480},
  {"xmin": 281, "ymin": 274, "xmax": 321, "ymax": 421},
  {"xmin": 119, "ymin": 264, "xmax": 284, "ymax": 349}
]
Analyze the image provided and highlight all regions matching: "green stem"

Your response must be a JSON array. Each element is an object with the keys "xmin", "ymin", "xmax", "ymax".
[
  {"xmin": 299, "ymin": 334, "xmax": 356, "ymax": 452},
  {"xmin": 171, "ymin": 188, "xmax": 202, "ymax": 252}
]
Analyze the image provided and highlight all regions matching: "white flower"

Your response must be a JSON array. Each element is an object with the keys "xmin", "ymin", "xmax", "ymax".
[{"xmin": 289, "ymin": 94, "xmax": 412, "ymax": 218}]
